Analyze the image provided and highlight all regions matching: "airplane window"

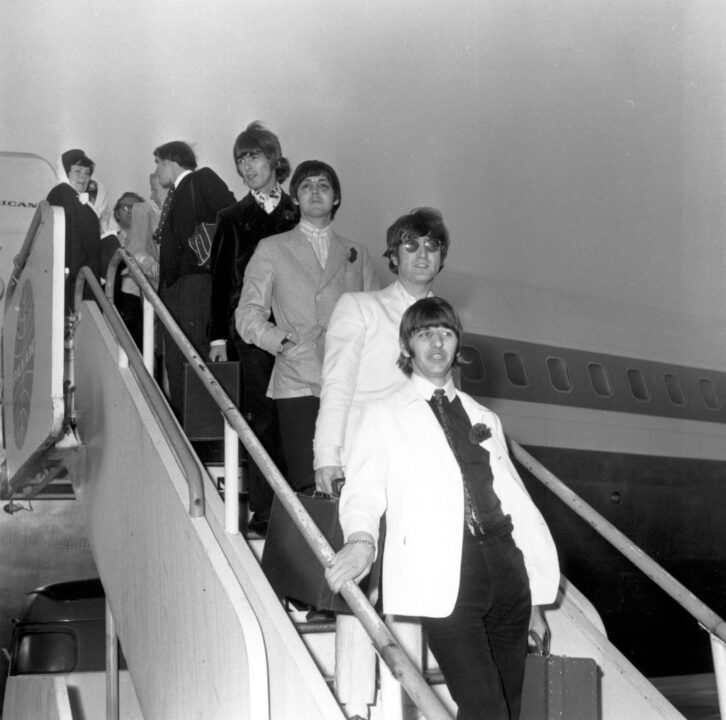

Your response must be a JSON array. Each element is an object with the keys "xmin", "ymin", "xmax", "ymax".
[
  {"xmin": 459, "ymin": 345, "xmax": 485, "ymax": 382},
  {"xmin": 664, "ymin": 373, "xmax": 686, "ymax": 406},
  {"xmin": 546, "ymin": 357, "xmax": 572, "ymax": 392},
  {"xmin": 588, "ymin": 362, "xmax": 613, "ymax": 397},
  {"xmin": 503, "ymin": 352, "xmax": 528, "ymax": 387},
  {"xmin": 627, "ymin": 368, "xmax": 650, "ymax": 401},
  {"xmin": 698, "ymin": 378, "xmax": 721, "ymax": 410}
]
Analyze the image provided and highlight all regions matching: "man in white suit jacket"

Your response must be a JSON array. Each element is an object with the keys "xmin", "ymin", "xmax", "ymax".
[
  {"xmin": 313, "ymin": 207, "xmax": 450, "ymax": 720},
  {"xmin": 328, "ymin": 297, "xmax": 559, "ymax": 720},
  {"xmin": 236, "ymin": 160, "xmax": 378, "ymax": 492}
]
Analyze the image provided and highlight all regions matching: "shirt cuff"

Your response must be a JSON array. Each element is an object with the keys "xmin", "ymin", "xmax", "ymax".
[{"xmin": 313, "ymin": 446, "xmax": 342, "ymax": 470}]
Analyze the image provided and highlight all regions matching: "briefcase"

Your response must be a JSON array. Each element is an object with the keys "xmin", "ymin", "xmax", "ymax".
[
  {"xmin": 182, "ymin": 361, "xmax": 240, "ymax": 440},
  {"xmin": 261, "ymin": 490, "xmax": 383, "ymax": 613},
  {"xmin": 520, "ymin": 650, "xmax": 600, "ymax": 720}
]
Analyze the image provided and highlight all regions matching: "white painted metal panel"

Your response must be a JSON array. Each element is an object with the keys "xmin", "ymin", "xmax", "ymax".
[
  {"xmin": 2, "ymin": 203, "xmax": 65, "ymax": 479},
  {"xmin": 2, "ymin": 675, "xmax": 73, "ymax": 720}
]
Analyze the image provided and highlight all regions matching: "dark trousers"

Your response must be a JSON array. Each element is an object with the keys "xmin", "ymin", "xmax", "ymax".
[
  {"xmin": 421, "ymin": 531, "xmax": 532, "ymax": 720},
  {"xmin": 235, "ymin": 339, "xmax": 286, "ymax": 517},
  {"xmin": 117, "ymin": 291, "xmax": 143, "ymax": 348},
  {"xmin": 276, "ymin": 396, "xmax": 319, "ymax": 493},
  {"xmin": 159, "ymin": 274, "xmax": 211, "ymax": 418}
]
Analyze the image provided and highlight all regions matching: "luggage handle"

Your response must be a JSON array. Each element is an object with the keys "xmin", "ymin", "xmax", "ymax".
[
  {"xmin": 331, "ymin": 477, "xmax": 345, "ymax": 498},
  {"xmin": 311, "ymin": 477, "xmax": 345, "ymax": 500},
  {"xmin": 528, "ymin": 629, "xmax": 551, "ymax": 657}
]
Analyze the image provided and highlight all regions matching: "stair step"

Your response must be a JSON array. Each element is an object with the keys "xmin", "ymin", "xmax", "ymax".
[{"xmin": 295, "ymin": 618, "xmax": 337, "ymax": 634}]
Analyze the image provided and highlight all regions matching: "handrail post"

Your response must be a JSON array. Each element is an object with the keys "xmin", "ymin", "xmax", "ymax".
[
  {"xmin": 142, "ymin": 295, "xmax": 155, "ymax": 373},
  {"xmin": 711, "ymin": 632, "xmax": 726, "ymax": 719},
  {"xmin": 224, "ymin": 419, "xmax": 240, "ymax": 534},
  {"xmin": 105, "ymin": 598, "xmax": 119, "ymax": 720}
]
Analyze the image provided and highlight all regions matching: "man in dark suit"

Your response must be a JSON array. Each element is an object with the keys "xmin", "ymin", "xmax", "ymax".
[
  {"xmin": 208, "ymin": 122, "xmax": 299, "ymax": 534},
  {"xmin": 153, "ymin": 140, "xmax": 235, "ymax": 417}
]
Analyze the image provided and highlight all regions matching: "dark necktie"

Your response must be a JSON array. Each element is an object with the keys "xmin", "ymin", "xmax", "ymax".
[
  {"xmin": 152, "ymin": 184, "xmax": 175, "ymax": 244},
  {"xmin": 431, "ymin": 388, "xmax": 483, "ymax": 535}
]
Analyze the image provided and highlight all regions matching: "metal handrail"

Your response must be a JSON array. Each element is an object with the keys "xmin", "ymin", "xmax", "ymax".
[
  {"xmin": 510, "ymin": 439, "xmax": 726, "ymax": 716},
  {"xmin": 103, "ymin": 247, "xmax": 454, "ymax": 719},
  {"xmin": 72, "ymin": 264, "xmax": 205, "ymax": 517}
]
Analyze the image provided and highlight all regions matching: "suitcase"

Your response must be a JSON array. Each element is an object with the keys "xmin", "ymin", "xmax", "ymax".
[
  {"xmin": 261, "ymin": 490, "xmax": 383, "ymax": 613},
  {"xmin": 182, "ymin": 361, "xmax": 240, "ymax": 440},
  {"xmin": 520, "ymin": 651, "xmax": 600, "ymax": 719}
]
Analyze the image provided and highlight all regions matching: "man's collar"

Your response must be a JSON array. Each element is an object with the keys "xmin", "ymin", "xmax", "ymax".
[
  {"xmin": 299, "ymin": 218, "xmax": 332, "ymax": 238},
  {"xmin": 251, "ymin": 184, "xmax": 283, "ymax": 213},
  {"xmin": 174, "ymin": 169, "xmax": 192, "ymax": 188},
  {"xmin": 394, "ymin": 279, "xmax": 434, "ymax": 305},
  {"xmin": 411, "ymin": 373, "xmax": 456, "ymax": 401}
]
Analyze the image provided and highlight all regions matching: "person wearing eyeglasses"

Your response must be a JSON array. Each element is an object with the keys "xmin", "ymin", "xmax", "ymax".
[
  {"xmin": 235, "ymin": 160, "xmax": 378, "ymax": 496},
  {"xmin": 312, "ymin": 207, "xmax": 449, "ymax": 720}
]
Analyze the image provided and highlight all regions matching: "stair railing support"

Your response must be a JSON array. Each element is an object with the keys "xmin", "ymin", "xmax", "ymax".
[{"xmin": 710, "ymin": 632, "xmax": 726, "ymax": 720}]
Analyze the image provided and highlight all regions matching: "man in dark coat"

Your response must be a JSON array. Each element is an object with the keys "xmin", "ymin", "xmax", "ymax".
[
  {"xmin": 208, "ymin": 122, "xmax": 298, "ymax": 535},
  {"xmin": 153, "ymin": 140, "xmax": 235, "ymax": 417}
]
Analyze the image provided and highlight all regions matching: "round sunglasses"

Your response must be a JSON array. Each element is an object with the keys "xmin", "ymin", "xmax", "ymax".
[{"xmin": 402, "ymin": 237, "xmax": 442, "ymax": 253}]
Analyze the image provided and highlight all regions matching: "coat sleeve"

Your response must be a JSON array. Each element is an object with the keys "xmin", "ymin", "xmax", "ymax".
[
  {"xmin": 235, "ymin": 239, "xmax": 287, "ymax": 354},
  {"xmin": 208, "ymin": 209, "xmax": 236, "ymax": 342},
  {"xmin": 314, "ymin": 293, "xmax": 367, "ymax": 468},
  {"xmin": 338, "ymin": 403, "xmax": 389, "ymax": 544}
]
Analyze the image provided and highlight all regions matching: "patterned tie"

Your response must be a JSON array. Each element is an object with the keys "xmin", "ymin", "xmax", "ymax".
[
  {"xmin": 251, "ymin": 185, "xmax": 282, "ymax": 214},
  {"xmin": 431, "ymin": 389, "xmax": 483, "ymax": 535},
  {"xmin": 152, "ymin": 183, "xmax": 175, "ymax": 244}
]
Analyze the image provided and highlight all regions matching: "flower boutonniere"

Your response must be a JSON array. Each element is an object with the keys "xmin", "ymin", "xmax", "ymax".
[
  {"xmin": 347, "ymin": 247, "xmax": 358, "ymax": 264},
  {"xmin": 469, "ymin": 423, "xmax": 491, "ymax": 444}
]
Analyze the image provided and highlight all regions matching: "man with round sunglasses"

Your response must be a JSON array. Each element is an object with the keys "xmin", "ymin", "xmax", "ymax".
[{"xmin": 312, "ymin": 206, "xmax": 449, "ymax": 720}]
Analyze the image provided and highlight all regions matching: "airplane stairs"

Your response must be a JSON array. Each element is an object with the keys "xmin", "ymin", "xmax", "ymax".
[
  {"xmin": 2, "ymin": 299, "xmax": 692, "ymax": 719},
  {"xmin": 0, "ymin": 206, "xmax": 693, "ymax": 719}
]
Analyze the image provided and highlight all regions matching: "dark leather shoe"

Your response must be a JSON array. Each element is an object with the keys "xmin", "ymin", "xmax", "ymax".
[{"xmin": 247, "ymin": 513, "xmax": 268, "ymax": 536}]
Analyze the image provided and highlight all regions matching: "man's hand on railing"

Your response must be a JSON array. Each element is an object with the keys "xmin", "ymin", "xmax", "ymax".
[{"xmin": 325, "ymin": 532, "xmax": 375, "ymax": 593}]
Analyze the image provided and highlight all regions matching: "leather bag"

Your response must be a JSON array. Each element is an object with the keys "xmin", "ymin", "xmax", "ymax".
[{"xmin": 261, "ymin": 487, "xmax": 383, "ymax": 613}]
